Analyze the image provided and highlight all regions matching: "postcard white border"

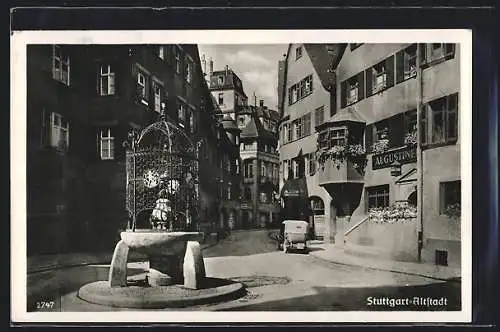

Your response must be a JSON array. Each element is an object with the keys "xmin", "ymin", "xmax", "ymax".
[{"xmin": 11, "ymin": 29, "xmax": 472, "ymax": 323}]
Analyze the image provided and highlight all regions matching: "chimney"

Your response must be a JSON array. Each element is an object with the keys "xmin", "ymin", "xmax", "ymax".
[
  {"xmin": 201, "ymin": 54, "xmax": 206, "ymax": 74},
  {"xmin": 208, "ymin": 58, "xmax": 213, "ymax": 78},
  {"xmin": 259, "ymin": 100, "xmax": 264, "ymax": 108}
]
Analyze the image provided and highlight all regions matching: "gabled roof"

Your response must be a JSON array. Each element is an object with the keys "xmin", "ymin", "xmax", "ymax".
[
  {"xmin": 329, "ymin": 106, "xmax": 366, "ymax": 124},
  {"xmin": 304, "ymin": 44, "xmax": 346, "ymax": 91},
  {"xmin": 239, "ymin": 105, "xmax": 278, "ymax": 142},
  {"xmin": 220, "ymin": 115, "xmax": 240, "ymax": 131},
  {"xmin": 209, "ymin": 68, "xmax": 247, "ymax": 98}
]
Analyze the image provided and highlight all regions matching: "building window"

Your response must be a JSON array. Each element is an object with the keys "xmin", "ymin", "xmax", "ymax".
[
  {"xmin": 293, "ymin": 118, "xmax": 303, "ymax": 140},
  {"xmin": 244, "ymin": 187, "xmax": 252, "ymax": 201},
  {"xmin": 260, "ymin": 192, "xmax": 268, "ymax": 203},
  {"xmin": 158, "ymin": 46, "xmax": 165, "ymax": 59},
  {"xmin": 99, "ymin": 128, "xmax": 115, "ymax": 160},
  {"xmin": 347, "ymin": 79, "xmax": 359, "ymax": 105},
  {"xmin": 292, "ymin": 159, "xmax": 300, "ymax": 179},
  {"xmin": 366, "ymin": 185, "xmax": 390, "ymax": 211},
  {"xmin": 189, "ymin": 110, "xmax": 195, "ymax": 134},
  {"xmin": 49, "ymin": 112, "xmax": 70, "ymax": 151},
  {"xmin": 137, "ymin": 72, "xmax": 147, "ymax": 102},
  {"xmin": 303, "ymin": 113, "xmax": 311, "ymax": 136},
  {"xmin": 295, "ymin": 46, "xmax": 302, "ymax": 60},
  {"xmin": 310, "ymin": 197, "xmax": 325, "ymax": 215},
  {"xmin": 287, "ymin": 123, "xmax": 293, "ymax": 142},
  {"xmin": 153, "ymin": 82, "xmax": 162, "ymax": 113},
  {"xmin": 99, "ymin": 64, "xmax": 115, "ymax": 96},
  {"xmin": 261, "ymin": 162, "xmax": 267, "ymax": 178},
  {"xmin": 52, "ymin": 45, "xmax": 70, "ymax": 85},
  {"xmin": 218, "ymin": 75, "xmax": 224, "ymax": 85},
  {"xmin": 440, "ymin": 180, "xmax": 461, "ymax": 215},
  {"xmin": 396, "ymin": 44, "xmax": 417, "ymax": 83},
  {"xmin": 218, "ymin": 93, "xmax": 224, "ymax": 105},
  {"xmin": 244, "ymin": 160, "xmax": 254, "ymax": 178},
  {"xmin": 320, "ymin": 127, "xmax": 347, "ymax": 149},
  {"xmin": 371, "ymin": 61, "xmax": 387, "ymax": 93},
  {"xmin": 283, "ymin": 160, "xmax": 289, "ymax": 181},
  {"xmin": 288, "ymin": 75, "xmax": 313, "ymax": 105},
  {"xmin": 227, "ymin": 185, "xmax": 232, "ymax": 200},
  {"xmin": 314, "ymin": 106, "xmax": 324, "ymax": 126},
  {"xmin": 238, "ymin": 116, "xmax": 245, "ymax": 126},
  {"xmin": 185, "ymin": 58, "xmax": 193, "ymax": 83},
  {"xmin": 423, "ymin": 43, "xmax": 456, "ymax": 64},
  {"xmin": 175, "ymin": 47, "xmax": 182, "ymax": 74},
  {"xmin": 177, "ymin": 102, "xmax": 186, "ymax": 126},
  {"xmin": 308, "ymin": 152, "xmax": 316, "ymax": 175},
  {"xmin": 235, "ymin": 159, "xmax": 240, "ymax": 174},
  {"xmin": 423, "ymin": 94, "xmax": 458, "ymax": 145}
]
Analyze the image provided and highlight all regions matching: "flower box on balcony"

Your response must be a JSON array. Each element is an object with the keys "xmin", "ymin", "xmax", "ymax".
[{"xmin": 316, "ymin": 145, "xmax": 366, "ymax": 185}]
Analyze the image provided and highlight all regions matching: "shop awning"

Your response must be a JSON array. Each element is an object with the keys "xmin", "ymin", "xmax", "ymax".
[{"xmin": 280, "ymin": 178, "xmax": 308, "ymax": 199}]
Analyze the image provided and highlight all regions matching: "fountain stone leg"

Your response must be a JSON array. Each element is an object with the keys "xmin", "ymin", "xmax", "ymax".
[{"xmin": 108, "ymin": 240, "xmax": 130, "ymax": 287}]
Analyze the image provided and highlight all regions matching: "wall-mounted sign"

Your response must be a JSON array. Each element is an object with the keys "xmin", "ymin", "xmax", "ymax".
[
  {"xmin": 372, "ymin": 146, "xmax": 417, "ymax": 170},
  {"xmin": 282, "ymin": 189, "xmax": 301, "ymax": 197}
]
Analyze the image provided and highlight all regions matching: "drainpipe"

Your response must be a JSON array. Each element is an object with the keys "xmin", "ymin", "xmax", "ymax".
[{"xmin": 416, "ymin": 44, "xmax": 424, "ymax": 261}]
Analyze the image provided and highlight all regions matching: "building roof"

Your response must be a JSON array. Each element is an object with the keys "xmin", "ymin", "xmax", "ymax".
[
  {"xmin": 239, "ymin": 105, "xmax": 278, "ymax": 142},
  {"xmin": 278, "ymin": 43, "xmax": 347, "ymax": 119},
  {"xmin": 328, "ymin": 106, "xmax": 366, "ymax": 124},
  {"xmin": 220, "ymin": 115, "xmax": 240, "ymax": 131},
  {"xmin": 209, "ymin": 68, "xmax": 247, "ymax": 98}
]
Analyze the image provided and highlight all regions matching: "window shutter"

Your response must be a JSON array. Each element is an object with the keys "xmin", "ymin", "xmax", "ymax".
[
  {"xmin": 388, "ymin": 114, "xmax": 404, "ymax": 148},
  {"xmin": 365, "ymin": 68, "xmax": 373, "ymax": 97},
  {"xmin": 385, "ymin": 55, "xmax": 395, "ymax": 88},
  {"xmin": 419, "ymin": 44, "xmax": 427, "ymax": 65},
  {"xmin": 396, "ymin": 50, "xmax": 405, "ymax": 83},
  {"xmin": 357, "ymin": 72, "xmax": 365, "ymax": 101},
  {"xmin": 341, "ymin": 81, "xmax": 347, "ymax": 108},
  {"xmin": 365, "ymin": 124, "xmax": 373, "ymax": 153}
]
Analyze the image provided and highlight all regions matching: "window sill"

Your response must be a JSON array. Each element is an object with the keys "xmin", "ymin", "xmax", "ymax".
[
  {"xmin": 421, "ymin": 53, "xmax": 455, "ymax": 69},
  {"xmin": 421, "ymin": 140, "xmax": 458, "ymax": 150}
]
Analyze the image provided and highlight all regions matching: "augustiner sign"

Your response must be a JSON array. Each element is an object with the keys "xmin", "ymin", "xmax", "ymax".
[{"xmin": 372, "ymin": 146, "xmax": 417, "ymax": 170}]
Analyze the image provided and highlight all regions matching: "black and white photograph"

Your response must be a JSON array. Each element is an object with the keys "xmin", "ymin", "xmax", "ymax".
[{"xmin": 11, "ymin": 30, "xmax": 472, "ymax": 323}]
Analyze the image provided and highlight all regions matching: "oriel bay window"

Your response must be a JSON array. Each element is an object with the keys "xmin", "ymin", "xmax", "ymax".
[
  {"xmin": 99, "ymin": 64, "xmax": 115, "ymax": 96},
  {"xmin": 422, "ymin": 93, "xmax": 458, "ymax": 145},
  {"xmin": 366, "ymin": 185, "xmax": 390, "ymax": 211}
]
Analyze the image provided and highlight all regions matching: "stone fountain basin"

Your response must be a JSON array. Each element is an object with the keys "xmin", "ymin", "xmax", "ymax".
[{"xmin": 120, "ymin": 230, "xmax": 203, "ymax": 256}]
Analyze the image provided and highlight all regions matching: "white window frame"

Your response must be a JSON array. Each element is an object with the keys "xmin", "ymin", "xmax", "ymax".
[
  {"xmin": 50, "ymin": 112, "xmax": 69, "ymax": 151},
  {"xmin": 158, "ymin": 46, "xmax": 165, "ymax": 60},
  {"xmin": 153, "ymin": 82, "xmax": 162, "ymax": 113},
  {"xmin": 185, "ymin": 58, "xmax": 193, "ymax": 83},
  {"xmin": 347, "ymin": 81, "xmax": 359, "ymax": 105},
  {"xmin": 99, "ymin": 64, "xmax": 115, "ymax": 96},
  {"xmin": 137, "ymin": 72, "xmax": 146, "ymax": 100},
  {"xmin": 178, "ymin": 102, "xmax": 186, "ymax": 127},
  {"xmin": 372, "ymin": 62, "xmax": 387, "ymax": 93},
  {"xmin": 52, "ymin": 45, "xmax": 70, "ymax": 86},
  {"xmin": 99, "ymin": 128, "xmax": 115, "ymax": 160}
]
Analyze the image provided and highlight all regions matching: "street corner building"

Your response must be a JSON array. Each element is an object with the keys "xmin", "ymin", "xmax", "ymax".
[
  {"xmin": 26, "ymin": 44, "xmax": 243, "ymax": 255},
  {"xmin": 278, "ymin": 43, "xmax": 461, "ymax": 268}
]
